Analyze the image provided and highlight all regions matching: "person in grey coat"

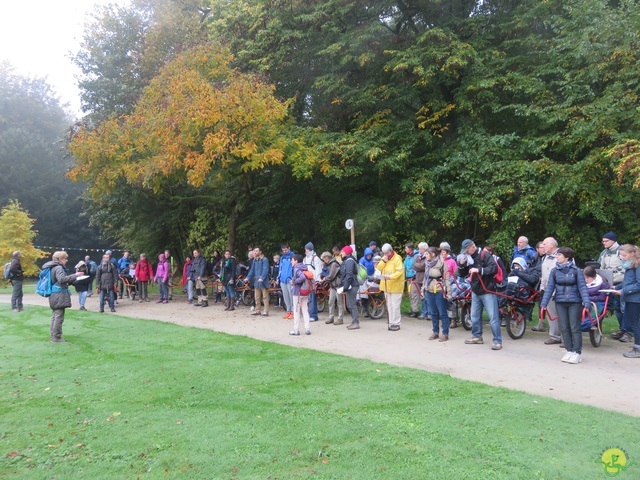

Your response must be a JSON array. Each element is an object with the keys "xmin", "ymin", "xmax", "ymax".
[{"xmin": 42, "ymin": 251, "xmax": 82, "ymax": 343}]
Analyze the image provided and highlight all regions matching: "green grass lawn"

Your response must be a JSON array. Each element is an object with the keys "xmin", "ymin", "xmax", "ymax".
[{"xmin": 1, "ymin": 306, "xmax": 638, "ymax": 479}]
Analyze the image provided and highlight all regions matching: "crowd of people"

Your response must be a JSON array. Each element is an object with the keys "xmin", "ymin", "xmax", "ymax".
[{"xmin": 5, "ymin": 232, "xmax": 640, "ymax": 359}]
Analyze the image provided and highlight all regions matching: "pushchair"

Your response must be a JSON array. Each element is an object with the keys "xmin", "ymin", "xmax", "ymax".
[
  {"xmin": 581, "ymin": 294, "xmax": 612, "ymax": 347},
  {"xmin": 451, "ymin": 276, "xmax": 472, "ymax": 330}
]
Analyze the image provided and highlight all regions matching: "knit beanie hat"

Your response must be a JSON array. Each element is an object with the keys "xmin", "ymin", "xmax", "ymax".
[
  {"xmin": 602, "ymin": 231, "xmax": 617, "ymax": 242},
  {"xmin": 305, "ymin": 242, "xmax": 314, "ymax": 251}
]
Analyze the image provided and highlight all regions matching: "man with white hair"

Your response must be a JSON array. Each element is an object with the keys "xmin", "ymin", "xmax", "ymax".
[
  {"xmin": 377, "ymin": 243, "xmax": 406, "ymax": 331},
  {"xmin": 537, "ymin": 237, "xmax": 562, "ymax": 344},
  {"xmin": 512, "ymin": 236, "xmax": 536, "ymax": 266}
]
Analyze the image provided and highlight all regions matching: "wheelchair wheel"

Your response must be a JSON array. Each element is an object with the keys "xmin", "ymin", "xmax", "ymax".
[
  {"xmin": 590, "ymin": 326, "xmax": 603, "ymax": 347},
  {"xmin": 241, "ymin": 289, "xmax": 254, "ymax": 306},
  {"xmin": 459, "ymin": 302, "xmax": 472, "ymax": 330},
  {"xmin": 317, "ymin": 292, "xmax": 327, "ymax": 313},
  {"xmin": 368, "ymin": 298, "xmax": 386, "ymax": 319},
  {"xmin": 506, "ymin": 310, "xmax": 526, "ymax": 339}
]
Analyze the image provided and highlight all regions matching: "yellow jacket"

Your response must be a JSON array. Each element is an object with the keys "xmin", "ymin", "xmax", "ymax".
[{"xmin": 377, "ymin": 252, "xmax": 405, "ymax": 293}]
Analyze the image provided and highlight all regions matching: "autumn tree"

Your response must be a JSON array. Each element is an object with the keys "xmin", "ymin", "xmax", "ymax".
[
  {"xmin": 0, "ymin": 200, "xmax": 47, "ymax": 277},
  {"xmin": 69, "ymin": 45, "xmax": 319, "ymax": 253}
]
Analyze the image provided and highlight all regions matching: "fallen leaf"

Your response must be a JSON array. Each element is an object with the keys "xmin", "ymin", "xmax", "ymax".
[{"xmin": 5, "ymin": 451, "xmax": 20, "ymax": 458}]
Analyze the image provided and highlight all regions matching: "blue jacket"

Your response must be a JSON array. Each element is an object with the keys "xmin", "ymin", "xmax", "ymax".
[
  {"xmin": 512, "ymin": 245, "xmax": 536, "ymax": 265},
  {"xmin": 617, "ymin": 265, "xmax": 640, "ymax": 304},
  {"xmin": 359, "ymin": 247, "xmax": 375, "ymax": 275},
  {"xmin": 540, "ymin": 263, "xmax": 590, "ymax": 308},
  {"xmin": 404, "ymin": 250, "xmax": 418, "ymax": 279},
  {"xmin": 246, "ymin": 256, "xmax": 270, "ymax": 289},
  {"xmin": 278, "ymin": 250, "xmax": 295, "ymax": 283}
]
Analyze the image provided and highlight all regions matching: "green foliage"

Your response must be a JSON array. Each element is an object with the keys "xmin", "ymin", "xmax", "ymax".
[{"xmin": 0, "ymin": 200, "xmax": 47, "ymax": 276}]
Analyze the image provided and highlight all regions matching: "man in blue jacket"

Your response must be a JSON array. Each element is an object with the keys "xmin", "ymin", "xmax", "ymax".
[
  {"xmin": 278, "ymin": 243, "xmax": 295, "ymax": 319},
  {"xmin": 246, "ymin": 246, "xmax": 270, "ymax": 316}
]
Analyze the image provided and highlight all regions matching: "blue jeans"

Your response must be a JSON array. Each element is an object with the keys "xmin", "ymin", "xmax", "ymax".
[
  {"xmin": 78, "ymin": 290, "xmax": 88, "ymax": 308},
  {"xmin": 623, "ymin": 301, "xmax": 639, "ymax": 346},
  {"xmin": 427, "ymin": 291, "xmax": 450, "ymax": 335},
  {"xmin": 99, "ymin": 289, "xmax": 115, "ymax": 310},
  {"xmin": 187, "ymin": 279, "xmax": 194, "ymax": 301},
  {"xmin": 471, "ymin": 292, "xmax": 502, "ymax": 344},
  {"xmin": 158, "ymin": 281, "xmax": 168, "ymax": 301},
  {"xmin": 308, "ymin": 292, "xmax": 319, "ymax": 320},
  {"xmin": 11, "ymin": 280, "xmax": 23, "ymax": 309},
  {"xmin": 224, "ymin": 283, "xmax": 236, "ymax": 299}
]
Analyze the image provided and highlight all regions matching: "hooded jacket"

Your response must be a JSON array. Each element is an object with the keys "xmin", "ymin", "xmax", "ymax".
[
  {"xmin": 135, "ymin": 259, "xmax": 154, "ymax": 282},
  {"xmin": 378, "ymin": 251, "xmax": 406, "ymax": 293},
  {"xmin": 42, "ymin": 260, "xmax": 79, "ymax": 310},
  {"xmin": 96, "ymin": 260, "xmax": 117, "ymax": 290},
  {"xmin": 155, "ymin": 254, "xmax": 170, "ymax": 283},
  {"xmin": 359, "ymin": 248, "xmax": 375, "ymax": 276}
]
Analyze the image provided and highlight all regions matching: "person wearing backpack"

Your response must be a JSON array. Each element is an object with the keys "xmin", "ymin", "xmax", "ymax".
[
  {"xmin": 340, "ymin": 246, "xmax": 360, "ymax": 330},
  {"xmin": 290, "ymin": 254, "xmax": 312, "ymax": 335},
  {"xmin": 9, "ymin": 250, "xmax": 24, "ymax": 312},
  {"xmin": 303, "ymin": 242, "xmax": 323, "ymax": 322},
  {"xmin": 323, "ymin": 251, "xmax": 344, "ymax": 325},
  {"xmin": 42, "ymin": 251, "xmax": 82, "ymax": 342},
  {"xmin": 456, "ymin": 239, "xmax": 503, "ymax": 350},
  {"xmin": 246, "ymin": 246, "xmax": 270, "ymax": 317},
  {"xmin": 84, "ymin": 255, "xmax": 98, "ymax": 297}
]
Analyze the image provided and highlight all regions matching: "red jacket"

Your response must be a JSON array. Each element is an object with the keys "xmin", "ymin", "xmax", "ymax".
[{"xmin": 135, "ymin": 259, "xmax": 154, "ymax": 282}]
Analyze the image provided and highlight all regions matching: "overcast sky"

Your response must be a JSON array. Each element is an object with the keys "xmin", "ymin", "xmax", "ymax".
[{"xmin": 0, "ymin": 0, "xmax": 129, "ymax": 118}]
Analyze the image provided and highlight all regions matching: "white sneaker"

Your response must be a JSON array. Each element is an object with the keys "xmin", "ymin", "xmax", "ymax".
[
  {"xmin": 561, "ymin": 351, "xmax": 573, "ymax": 363},
  {"xmin": 250, "ymin": 306, "xmax": 256, "ymax": 312},
  {"xmin": 567, "ymin": 353, "xmax": 582, "ymax": 364}
]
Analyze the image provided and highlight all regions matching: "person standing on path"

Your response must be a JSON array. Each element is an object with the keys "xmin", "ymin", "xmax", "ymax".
[
  {"xmin": 9, "ymin": 250, "xmax": 24, "ymax": 312},
  {"xmin": 278, "ymin": 243, "xmax": 295, "ymax": 319},
  {"xmin": 340, "ymin": 245, "xmax": 360, "ymax": 330},
  {"xmin": 42, "ymin": 251, "xmax": 82, "ymax": 342},
  {"xmin": 246, "ymin": 246, "xmax": 270, "ymax": 317},
  {"xmin": 613, "ymin": 244, "xmax": 640, "ymax": 358},
  {"xmin": 378, "ymin": 243, "xmax": 406, "ymax": 331},
  {"xmin": 96, "ymin": 253, "xmax": 118, "ymax": 313},
  {"xmin": 190, "ymin": 249, "xmax": 208, "ymax": 307}
]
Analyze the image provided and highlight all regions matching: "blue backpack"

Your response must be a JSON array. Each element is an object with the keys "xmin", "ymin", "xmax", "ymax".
[{"xmin": 36, "ymin": 268, "xmax": 54, "ymax": 297}]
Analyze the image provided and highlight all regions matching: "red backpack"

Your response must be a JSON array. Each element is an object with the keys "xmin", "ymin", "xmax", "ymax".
[
  {"xmin": 480, "ymin": 251, "xmax": 504, "ymax": 284},
  {"xmin": 299, "ymin": 269, "xmax": 315, "ymax": 296}
]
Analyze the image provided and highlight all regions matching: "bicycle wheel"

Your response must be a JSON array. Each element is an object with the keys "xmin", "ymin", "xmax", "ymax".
[
  {"xmin": 241, "ymin": 289, "xmax": 254, "ymax": 306},
  {"xmin": 506, "ymin": 310, "xmax": 526, "ymax": 339},
  {"xmin": 317, "ymin": 292, "xmax": 327, "ymax": 312},
  {"xmin": 368, "ymin": 298, "xmax": 386, "ymax": 319},
  {"xmin": 459, "ymin": 302, "xmax": 472, "ymax": 330},
  {"xmin": 590, "ymin": 325, "xmax": 603, "ymax": 347}
]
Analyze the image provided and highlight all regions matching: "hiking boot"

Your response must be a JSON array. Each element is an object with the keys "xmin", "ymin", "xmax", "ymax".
[
  {"xmin": 110, "ymin": 308, "xmax": 116, "ymax": 312},
  {"xmin": 428, "ymin": 333, "xmax": 440, "ymax": 340},
  {"xmin": 325, "ymin": 318, "xmax": 334, "ymax": 324},
  {"xmin": 99, "ymin": 309, "xmax": 104, "ymax": 313},
  {"xmin": 623, "ymin": 348, "xmax": 640, "ymax": 358},
  {"xmin": 347, "ymin": 323, "xmax": 360, "ymax": 330},
  {"xmin": 333, "ymin": 319, "xmax": 344, "ymax": 326},
  {"xmin": 465, "ymin": 336, "xmax": 483, "ymax": 344},
  {"xmin": 388, "ymin": 324, "xmax": 400, "ymax": 331},
  {"xmin": 620, "ymin": 333, "xmax": 633, "ymax": 343},
  {"xmin": 491, "ymin": 343, "xmax": 502, "ymax": 350},
  {"xmin": 450, "ymin": 321, "xmax": 459, "ymax": 329},
  {"xmin": 438, "ymin": 335, "xmax": 449, "ymax": 342},
  {"xmin": 201, "ymin": 301, "xmax": 208, "ymax": 307},
  {"xmin": 251, "ymin": 311, "xmax": 261, "ymax": 316},
  {"xmin": 194, "ymin": 302, "xmax": 203, "ymax": 307},
  {"xmin": 289, "ymin": 330, "xmax": 300, "ymax": 336},
  {"xmin": 79, "ymin": 306, "xmax": 87, "ymax": 311},
  {"xmin": 305, "ymin": 329, "xmax": 311, "ymax": 335},
  {"xmin": 228, "ymin": 304, "xmax": 235, "ymax": 311},
  {"xmin": 531, "ymin": 322, "xmax": 547, "ymax": 332},
  {"xmin": 544, "ymin": 338, "xmax": 562, "ymax": 345},
  {"xmin": 417, "ymin": 315, "xmax": 427, "ymax": 320},
  {"xmin": 610, "ymin": 330, "xmax": 624, "ymax": 340},
  {"xmin": 50, "ymin": 337, "xmax": 68, "ymax": 343},
  {"xmin": 409, "ymin": 312, "xmax": 418, "ymax": 318}
]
